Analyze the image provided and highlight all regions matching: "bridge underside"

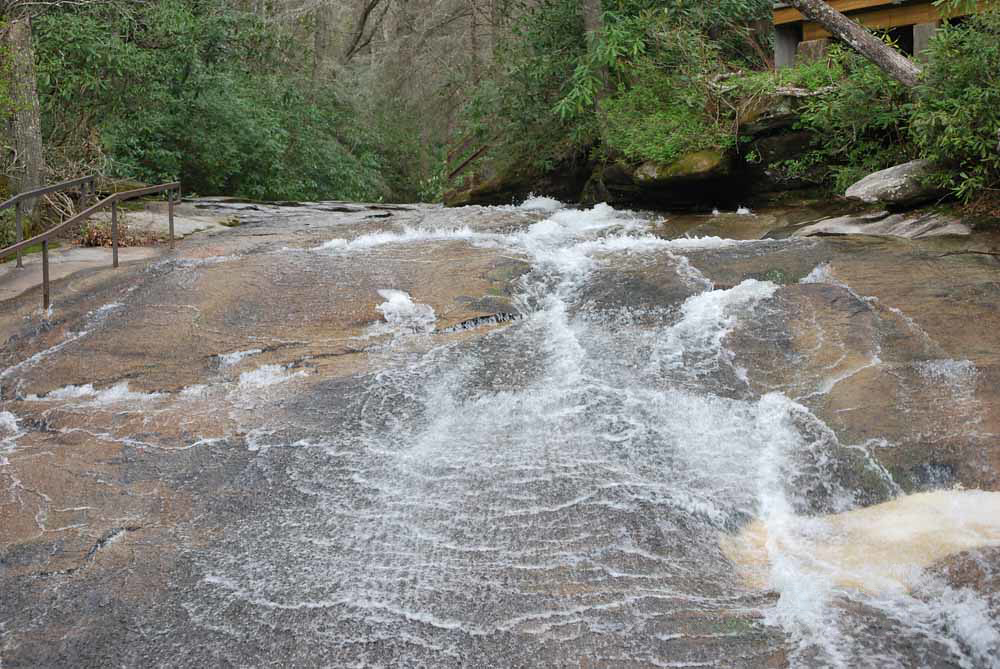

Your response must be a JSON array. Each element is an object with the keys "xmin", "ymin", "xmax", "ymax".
[{"xmin": 773, "ymin": 0, "xmax": 983, "ymax": 68}]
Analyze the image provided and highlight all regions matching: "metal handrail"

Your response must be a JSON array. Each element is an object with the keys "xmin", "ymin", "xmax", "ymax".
[
  {"xmin": 0, "ymin": 176, "xmax": 97, "ymax": 269},
  {"xmin": 1, "ymin": 181, "xmax": 181, "ymax": 310}
]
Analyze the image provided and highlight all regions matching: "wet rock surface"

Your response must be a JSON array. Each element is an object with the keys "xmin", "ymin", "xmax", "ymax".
[
  {"xmin": 1, "ymin": 197, "xmax": 999, "ymax": 667},
  {"xmin": 795, "ymin": 209, "xmax": 971, "ymax": 239}
]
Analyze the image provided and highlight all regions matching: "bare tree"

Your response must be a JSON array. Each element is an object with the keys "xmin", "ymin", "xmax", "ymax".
[
  {"xmin": 787, "ymin": 0, "xmax": 922, "ymax": 87},
  {"xmin": 343, "ymin": 0, "xmax": 392, "ymax": 63}
]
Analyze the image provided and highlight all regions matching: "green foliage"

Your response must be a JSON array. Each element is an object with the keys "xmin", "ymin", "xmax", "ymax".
[
  {"xmin": 0, "ymin": 209, "xmax": 15, "ymax": 248},
  {"xmin": 464, "ymin": 0, "xmax": 591, "ymax": 172},
  {"xmin": 725, "ymin": 57, "xmax": 845, "ymax": 98},
  {"xmin": 601, "ymin": 32, "xmax": 732, "ymax": 164},
  {"xmin": 779, "ymin": 47, "xmax": 915, "ymax": 192},
  {"xmin": 465, "ymin": 0, "xmax": 773, "ymax": 178},
  {"xmin": 34, "ymin": 1, "xmax": 387, "ymax": 202},
  {"xmin": 912, "ymin": 10, "xmax": 1000, "ymax": 201},
  {"xmin": 0, "ymin": 21, "xmax": 12, "ymax": 126}
]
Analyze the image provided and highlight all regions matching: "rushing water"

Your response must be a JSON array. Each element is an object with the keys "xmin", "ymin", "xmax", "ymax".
[
  {"xmin": 180, "ymin": 199, "xmax": 997, "ymax": 667},
  {"xmin": 2, "ymin": 198, "xmax": 998, "ymax": 668}
]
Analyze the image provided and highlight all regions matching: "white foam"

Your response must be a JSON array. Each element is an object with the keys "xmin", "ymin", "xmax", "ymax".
[
  {"xmin": 218, "ymin": 349, "xmax": 264, "ymax": 367},
  {"xmin": 180, "ymin": 384, "xmax": 211, "ymax": 398},
  {"xmin": 649, "ymin": 279, "xmax": 779, "ymax": 378},
  {"xmin": 0, "ymin": 410, "xmax": 21, "ymax": 464},
  {"xmin": 800, "ymin": 263, "xmax": 836, "ymax": 284},
  {"xmin": 238, "ymin": 365, "xmax": 306, "ymax": 389},
  {"xmin": 660, "ymin": 236, "xmax": 747, "ymax": 251},
  {"xmin": 927, "ymin": 581, "xmax": 1000, "ymax": 665},
  {"xmin": 25, "ymin": 382, "xmax": 163, "ymax": 404},
  {"xmin": 319, "ymin": 226, "xmax": 500, "ymax": 252},
  {"xmin": 372, "ymin": 290, "xmax": 437, "ymax": 335},
  {"xmin": 518, "ymin": 195, "xmax": 563, "ymax": 212},
  {"xmin": 517, "ymin": 203, "xmax": 641, "ymax": 246},
  {"xmin": 89, "ymin": 302, "xmax": 124, "ymax": 318},
  {"xmin": 0, "ymin": 411, "xmax": 19, "ymax": 435},
  {"xmin": 915, "ymin": 359, "xmax": 977, "ymax": 384}
]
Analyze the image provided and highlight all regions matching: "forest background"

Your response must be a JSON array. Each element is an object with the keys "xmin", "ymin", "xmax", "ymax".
[{"xmin": 1, "ymin": 0, "xmax": 998, "ymax": 232}]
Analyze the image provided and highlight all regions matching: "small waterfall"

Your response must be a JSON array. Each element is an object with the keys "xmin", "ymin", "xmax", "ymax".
[
  {"xmin": 3, "ymin": 198, "xmax": 997, "ymax": 667},
  {"xmin": 183, "ymin": 200, "xmax": 998, "ymax": 665}
]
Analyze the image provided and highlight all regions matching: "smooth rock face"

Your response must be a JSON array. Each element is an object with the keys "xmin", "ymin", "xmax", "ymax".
[
  {"xmin": 2, "ymin": 198, "xmax": 999, "ymax": 668},
  {"xmin": 845, "ymin": 159, "xmax": 947, "ymax": 208},
  {"xmin": 796, "ymin": 210, "xmax": 972, "ymax": 239}
]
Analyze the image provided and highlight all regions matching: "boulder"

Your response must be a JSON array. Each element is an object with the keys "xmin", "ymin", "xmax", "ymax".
[
  {"xmin": 845, "ymin": 160, "xmax": 947, "ymax": 209},
  {"xmin": 633, "ymin": 150, "xmax": 730, "ymax": 186},
  {"xmin": 739, "ymin": 95, "xmax": 800, "ymax": 137}
]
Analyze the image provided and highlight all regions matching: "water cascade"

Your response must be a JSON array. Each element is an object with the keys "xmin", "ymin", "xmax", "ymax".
[{"xmin": 1, "ymin": 197, "xmax": 997, "ymax": 667}]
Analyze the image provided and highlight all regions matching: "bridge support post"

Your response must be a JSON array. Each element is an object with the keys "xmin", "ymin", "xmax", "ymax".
[
  {"xmin": 913, "ymin": 21, "xmax": 939, "ymax": 61},
  {"xmin": 41, "ymin": 239, "xmax": 49, "ymax": 310},
  {"xmin": 168, "ymin": 189, "xmax": 175, "ymax": 251},
  {"xmin": 112, "ymin": 200, "xmax": 119, "ymax": 268},
  {"xmin": 15, "ymin": 204, "xmax": 23, "ymax": 268},
  {"xmin": 775, "ymin": 24, "xmax": 801, "ymax": 69}
]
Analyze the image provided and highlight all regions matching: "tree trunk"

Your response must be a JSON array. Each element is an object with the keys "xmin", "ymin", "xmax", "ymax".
[
  {"xmin": 581, "ymin": 0, "xmax": 608, "ymax": 100},
  {"xmin": 343, "ymin": 0, "xmax": 388, "ymax": 64},
  {"xmin": 470, "ymin": 0, "xmax": 480, "ymax": 82},
  {"xmin": 311, "ymin": 3, "xmax": 336, "ymax": 90},
  {"xmin": 4, "ymin": 16, "xmax": 46, "ymax": 213},
  {"xmin": 788, "ymin": 0, "xmax": 922, "ymax": 87},
  {"xmin": 581, "ymin": 0, "xmax": 602, "ymax": 37}
]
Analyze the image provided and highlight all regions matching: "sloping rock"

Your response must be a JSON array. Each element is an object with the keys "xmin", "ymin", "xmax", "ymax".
[
  {"xmin": 91, "ymin": 201, "xmax": 230, "ymax": 240},
  {"xmin": 795, "ymin": 210, "xmax": 971, "ymax": 239},
  {"xmin": 845, "ymin": 159, "xmax": 947, "ymax": 208}
]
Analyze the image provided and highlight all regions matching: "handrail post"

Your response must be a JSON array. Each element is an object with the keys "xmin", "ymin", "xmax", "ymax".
[
  {"xmin": 42, "ymin": 239, "xmax": 50, "ymax": 311},
  {"xmin": 168, "ymin": 188, "xmax": 175, "ymax": 251},
  {"xmin": 15, "ymin": 202, "xmax": 23, "ymax": 268},
  {"xmin": 111, "ymin": 200, "xmax": 119, "ymax": 268}
]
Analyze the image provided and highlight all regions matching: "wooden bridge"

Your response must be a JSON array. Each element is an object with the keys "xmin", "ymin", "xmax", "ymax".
[{"xmin": 773, "ymin": 0, "xmax": 986, "ymax": 67}]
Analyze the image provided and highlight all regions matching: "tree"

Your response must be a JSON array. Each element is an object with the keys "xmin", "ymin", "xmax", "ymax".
[
  {"xmin": 787, "ymin": 0, "xmax": 922, "ymax": 87},
  {"xmin": 581, "ymin": 0, "xmax": 608, "ymax": 100},
  {"xmin": 581, "ymin": 0, "xmax": 602, "ymax": 36},
  {"xmin": 3, "ymin": 14, "xmax": 46, "ymax": 210}
]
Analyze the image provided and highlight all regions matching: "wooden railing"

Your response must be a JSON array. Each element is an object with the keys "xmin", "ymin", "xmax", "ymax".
[
  {"xmin": 0, "ymin": 176, "xmax": 97, "ymax": 269},
  {"xmin": 0, "ymin": 180, "xmax": 181, "ymax": 310}
]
